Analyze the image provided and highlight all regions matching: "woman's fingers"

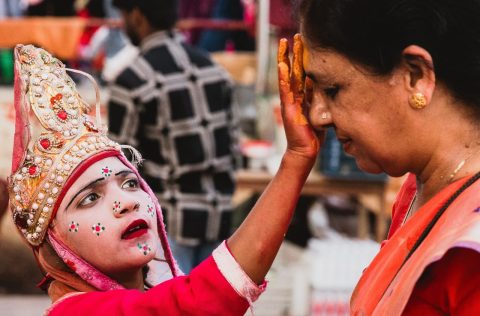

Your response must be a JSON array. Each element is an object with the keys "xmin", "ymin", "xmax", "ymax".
[
  {"xmin": 292, "ymin": 34, "xmax": 305, "ymax": 98},
  {"xmin": 277, "ymin": 38, "xmax": 290, "ymax": 70},
  {"xmin": 278, "ymin": 38, "xmax": 294, "ymax": 106},
  {"xmin": 278, "ymin": 62, "xmax": 294, "ymax": 105}
]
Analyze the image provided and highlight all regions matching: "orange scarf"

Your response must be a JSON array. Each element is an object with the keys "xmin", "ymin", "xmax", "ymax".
[{"xmin": 351, "ymin": 175, "xmax": 480, "ymax": 315}]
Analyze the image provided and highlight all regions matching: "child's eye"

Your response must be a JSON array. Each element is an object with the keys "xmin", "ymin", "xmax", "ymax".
[
  {"xmin": 324, "ymin": 85, "xmax": 340, "ymax": 99},
  {"xmin": 78, "ymin": 192, "xmax": 100, "ymax": 207},
  {"xmin": 122, "ymin": 178, "xmax": 139, "ymax": 190}
]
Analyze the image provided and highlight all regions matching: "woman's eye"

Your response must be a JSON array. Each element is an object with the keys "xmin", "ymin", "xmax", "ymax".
[
  {"xmin": 323, "ymin": 85, "xmax": 340, "ymax": 99},
  {"xmin": 78, "ymin": 193, "xmax": 100, "ymax": 207},
  {"xmin": 122, "ymin": 178, "xmax": 139, "ymax": 190}
]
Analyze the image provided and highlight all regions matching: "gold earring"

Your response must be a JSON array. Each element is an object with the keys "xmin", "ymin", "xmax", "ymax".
[{"xmin": 409, "ymin": 92, "xmax": 427, "ymax": 109}]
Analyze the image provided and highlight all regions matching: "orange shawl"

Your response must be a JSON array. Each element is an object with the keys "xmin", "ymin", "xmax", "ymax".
[{"xmin": 351, "ymin": 174, "xmax": 480, "ymax": 315}]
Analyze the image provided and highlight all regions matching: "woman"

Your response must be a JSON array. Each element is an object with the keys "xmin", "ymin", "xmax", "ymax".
[
  {"xmin": 289, "ymin": 0, "xmax": 480, "ymax": 314},
  {"xmin": 8, "ymin": 42, "xmax": 319, "ymax": 315}
]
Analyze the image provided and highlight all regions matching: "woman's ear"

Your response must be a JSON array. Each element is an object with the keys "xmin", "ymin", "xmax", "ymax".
[{"xmin": 401, "ymin": 45, "xmax": 436, "ymax": 106}]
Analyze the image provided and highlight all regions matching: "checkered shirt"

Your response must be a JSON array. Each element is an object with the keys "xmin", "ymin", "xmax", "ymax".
[{"xmin": 108, "ymin": 31, "xmax": 240, "ymax": 246}]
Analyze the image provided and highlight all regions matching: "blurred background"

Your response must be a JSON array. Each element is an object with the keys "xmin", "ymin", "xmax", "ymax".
[{"xmin": 0, "ymin": 0, "xmax": 404, "ymax": 315}]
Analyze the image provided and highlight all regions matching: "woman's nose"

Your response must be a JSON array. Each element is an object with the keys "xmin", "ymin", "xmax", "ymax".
[
  {"xmin": 113, "ymin": 199, "xmax": 140, "ymax": 217},
  {"xmin": 308, "ymin": 97, "xmax": 332, "ymax": 130}
]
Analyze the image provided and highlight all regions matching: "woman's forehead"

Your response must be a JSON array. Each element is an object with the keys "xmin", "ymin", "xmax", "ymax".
[{"xmin": 303, "ymin": 48, "xmax": 355, "ymax": 82}]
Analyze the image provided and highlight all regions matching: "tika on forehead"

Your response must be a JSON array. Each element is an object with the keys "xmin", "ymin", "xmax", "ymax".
[{"xmin": 8, "ymin": 45, "xmax": 122, "ymax": 246}]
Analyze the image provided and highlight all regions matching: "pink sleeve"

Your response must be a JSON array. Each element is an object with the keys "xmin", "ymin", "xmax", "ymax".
[{"xmin": 47, "ymin": 256, "xmax": 250, "ymax": 316}]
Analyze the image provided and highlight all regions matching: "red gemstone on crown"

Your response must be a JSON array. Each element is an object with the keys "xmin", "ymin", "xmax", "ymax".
[
  {"xmin": 28, "ymin": 165, "xmax": 38, "ymax": 176},
  {"xmin": 39, "ymin": 138, "xmax": 51, "ymax": 149},
  {"xmin": 57, "ymin": 110, "xmax": 68, "ymax": 121}
]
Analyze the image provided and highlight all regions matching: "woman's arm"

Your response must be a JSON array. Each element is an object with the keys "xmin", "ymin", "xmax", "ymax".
[{"xmin": 228, "ymin": 34, "xmax": 323, "ymax": 284}]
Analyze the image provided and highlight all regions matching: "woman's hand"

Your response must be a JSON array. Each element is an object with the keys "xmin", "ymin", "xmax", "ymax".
[{"xmin": 278, "ymin": 34, "xmax": 323, "ymax": 160}]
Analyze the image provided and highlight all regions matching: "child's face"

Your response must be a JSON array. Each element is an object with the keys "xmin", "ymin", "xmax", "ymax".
[{"xmin": 53, "ymin": 157, "xmax": 160, "ymax": 282}]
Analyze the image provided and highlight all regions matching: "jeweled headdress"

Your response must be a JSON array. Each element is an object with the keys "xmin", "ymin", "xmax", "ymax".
[{"xmin": 8, "ymin": 44, "xmax": 122, "ymax": 246}]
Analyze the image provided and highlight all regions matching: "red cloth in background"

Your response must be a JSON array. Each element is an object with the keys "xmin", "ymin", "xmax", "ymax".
[{"xmin": 269, "ymin": 0, "xmax": 297, "ymax": 39}]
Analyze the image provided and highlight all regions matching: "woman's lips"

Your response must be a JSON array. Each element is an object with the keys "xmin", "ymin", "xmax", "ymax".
[{"xmin": 121, "ymin": 219, "xmax": 148, "ymax": 240}]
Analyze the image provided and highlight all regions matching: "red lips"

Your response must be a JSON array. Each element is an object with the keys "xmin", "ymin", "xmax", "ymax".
[{"xmin": 121, "ymin": 219, "xmax": 148, "ymax": 240}]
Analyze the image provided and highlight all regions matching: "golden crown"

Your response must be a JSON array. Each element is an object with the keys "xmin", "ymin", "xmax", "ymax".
[{"xmin": 8, "ymin": 44, "xmax": 121, "ymax": 246}]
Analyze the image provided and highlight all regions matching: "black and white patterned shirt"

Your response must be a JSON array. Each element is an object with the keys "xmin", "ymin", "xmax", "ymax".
[{"xmin": 108, "ymin": 31, "xmax": 239, "ymax": 246}]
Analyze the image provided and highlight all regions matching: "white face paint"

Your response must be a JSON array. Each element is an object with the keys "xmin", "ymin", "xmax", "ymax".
[{"xmin": 53, "ymin": 157, "xmax": 160, "ymax": 277}]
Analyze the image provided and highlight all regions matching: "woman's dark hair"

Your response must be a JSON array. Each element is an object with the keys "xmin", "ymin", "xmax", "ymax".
[
  {"xmin": 298, "ymin": 0, "xmax": 480, "ymax": 108},
  {"xmin": 112, "ymin": 0, "xmax": 178, "ymax": 30}
]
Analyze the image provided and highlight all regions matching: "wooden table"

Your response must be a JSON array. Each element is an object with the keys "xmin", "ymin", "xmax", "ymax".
[{"xmin": 234, "ymin": 169, "xmax": 389, "ymax": 242}]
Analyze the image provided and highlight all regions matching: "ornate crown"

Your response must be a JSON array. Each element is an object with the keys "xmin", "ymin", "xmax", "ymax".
[{"xmin": 8, "ymin": 45, "xmax": 121, "ymax": 246}]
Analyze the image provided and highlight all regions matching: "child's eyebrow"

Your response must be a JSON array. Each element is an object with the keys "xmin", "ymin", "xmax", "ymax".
[{"xmin": 115, "ymin": 169, "xmax": 134, "ymax": 177}]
